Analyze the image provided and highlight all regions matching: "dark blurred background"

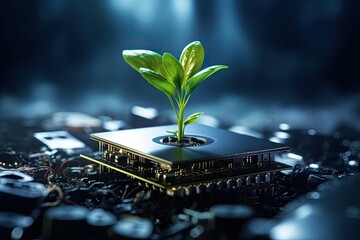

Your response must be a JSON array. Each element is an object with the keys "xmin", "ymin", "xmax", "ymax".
[{"xmin": 1, "ymin": 0, "xmax": 360, "ymax": 133}]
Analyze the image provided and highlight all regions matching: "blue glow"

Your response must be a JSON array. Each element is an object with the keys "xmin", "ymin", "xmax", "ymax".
[
  {"xmin": 287, "ymin": 153, "xmax": 303, "ymax": 161},
  {"xmin": 275, "ymin": 131, "xmax": 291, "ymax": 139},
  {"xmin": 279, "ymin": 123, "xmax": 290, "ymax": 131},
  {"xmin": 131, "ymin": 106, "xmax": 158, "ymax": 120},
  {"xmin": 309, "ymin": 163, "xmax": 319, "ymax": 169}
]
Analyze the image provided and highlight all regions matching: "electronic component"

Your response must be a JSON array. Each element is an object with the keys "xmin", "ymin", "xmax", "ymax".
[
  {"xmin": 0, "ymin": 171, "xmax": 33, "ymax": 182},
  {"xmin": 81, "ymin": 124, "xmax": 291, "ymax": 198},
  {"xmin": 110, "ymin": 217, "xmax": 153, "ymax": 240},
  {"xmin": 0, "ymin": 178, "xmax": 46, "ymax": 215},
  {"xmin": 42, "ymin": 205, "xmax": 89, "ymax": 240},
  {"xmin": 0, "ymin": 212, "xmax": 33, "ymax": 240},
  {"xmin": 34, "ymin": 131, "xmax": 86, "ymax": 150},
  {"xmin": 0, "ymin": 149, "xmax": 21, "ymax": 168},
  {"xmin": 211, "ymin": 204, "xmax": 254, "ymax": 239},
  {"xmin": 86, "ymin": 209, "xmax": 117, "ymax": 240},
  {"xmin": 269, "ymin": 174, "xmax": 360, "ymax": 240}
]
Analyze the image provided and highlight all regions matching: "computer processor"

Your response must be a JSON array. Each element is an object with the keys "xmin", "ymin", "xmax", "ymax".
[{"xmin": 81, "ymin": 124, "xmax": 291, "ymax": 198}]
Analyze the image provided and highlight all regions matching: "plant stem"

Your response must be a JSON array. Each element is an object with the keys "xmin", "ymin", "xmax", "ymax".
[
  {"xmin": 177, "ymin": 105, "xmax": 184, "ymax": 142},
  {"xmin": 167, "ymin": 95, "xmax": 179, "ymax": 119},
  {"xmin": 184, "ymin": 93, "xmax": 191, "ymax": 106}
]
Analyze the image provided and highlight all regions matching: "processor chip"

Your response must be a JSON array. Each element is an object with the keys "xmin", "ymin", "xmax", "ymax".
[{"xmin": 81, "ymin": 124, "xmax": 291, "ymax": 197}]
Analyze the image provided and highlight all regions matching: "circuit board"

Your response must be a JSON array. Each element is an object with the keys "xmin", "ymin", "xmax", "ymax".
[{"xmin": 1, "ymin": 113, "xmax": 359, "ymax": 239}]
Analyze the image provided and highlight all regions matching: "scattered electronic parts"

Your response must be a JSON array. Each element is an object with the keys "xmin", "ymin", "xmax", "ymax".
[
  {"xmin": 42, "ymin": 205, "xmax": 89, "ymax": 240},
  {"xmin": 86, "ymin": 209, "xmax": 117, "ymax": 239},
  {"xmin": 0, "ymin": 212, "xmax": 33, "ymax": 240},
  {"xmin": 0, "ymin": 171, "xmax": 33, "ymax": 182},
  {"xmin": 0, "ymin": 149, "xmax": 21, "ymax": 168},
  {"xmin": 0, "ymin": 113, "xmax": 359, "ymax": 239},
  {"xmin": 81, "ymin": 124, "xmax": 291, "ymax": 200},
  {"xmin": 0, "ymin": 177, "xmax": 46, "ymax": 215},
  {"xmin": 268, "ymin": 174, "xmax": 360, "ymax": 240},
  {"xmin": 110, "ymin": 216, "xmax": 153, "ymax": 240}
]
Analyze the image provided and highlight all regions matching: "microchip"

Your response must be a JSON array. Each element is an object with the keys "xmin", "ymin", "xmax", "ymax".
[{"xmin": 81, "ymin": 124, "xmax": 291, "ymax": 198}]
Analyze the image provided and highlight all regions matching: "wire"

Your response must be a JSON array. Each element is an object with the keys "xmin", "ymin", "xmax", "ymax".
[{"xmin": 41, "ymin": 186, "xmax": 64, "ymax": 207}]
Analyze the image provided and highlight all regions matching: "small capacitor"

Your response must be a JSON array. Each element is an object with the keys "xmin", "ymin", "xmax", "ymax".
[
  {"xmin": 206, "ymin": 182, "xmax": 214, "ymax": 192},
  {"xmin": 114, "ymin": 154, "xmax": 127, "ymax": 165},
  {"xmin": 86, "ymin": 208, "xmax": 117, "ymax": 240},
  {"xmin": 217, "ymin": 180, "xmax": 224, "ymax": 191},
  {"xmin": 226, "ymin": 179, "xmax": 233, "ymax": 189},
  {"xmin": 163, "ymin": 172, "xmax": 176, "ymax": 183},
  {"xmin": 196, "ymin": 184, "xmax": 205, "ymax": 194},
  {"xmin": 176, "ymin": 187, "xmax": 184, "ymax": 197},
  {"xmin": 265, "ymin": 173, "xmax": 271, "ymax": 183},
  {"xmin": 236, "ymin": 178, "xmax": 242, "ymax": 188},
  {"xmin": 185, "ymin": 186, "xmax": 195, "ymax": 196},
  {"xmin": 43, "ymin": 206, "xmax": 89, "ymax": 240},
  {"xmin": 255, "ymin": 175, "xmax": 261, "ymax": 185},
  {"xmin": 246, "ymin": 176, "xmax": 252, "ymax": 186},
  {"xmin": 110, "ymin": 216, "xmax": 153, "ymax": 240}
]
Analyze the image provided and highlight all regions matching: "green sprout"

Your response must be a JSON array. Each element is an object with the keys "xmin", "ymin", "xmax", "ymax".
[{"xmin": 122, "ymin": 41, "xmax": 228, "ymax": 144}]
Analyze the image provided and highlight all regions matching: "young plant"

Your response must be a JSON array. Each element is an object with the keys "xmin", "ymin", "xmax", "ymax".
[{"xmin": 122, "ymin": 41, "xmax": 228, "ymax": 144}]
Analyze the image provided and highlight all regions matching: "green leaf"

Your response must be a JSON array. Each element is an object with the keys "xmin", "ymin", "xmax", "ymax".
[
  {"xmin": 123, "ymin": 50, "xmax": 168, "ymax": 77},
  {"xmin": 183, "ymin": 112, "xmax": 203, "ymax": 126},
  {"xmin": 139, "ymin": 68, "xmax": 176, "ymax": 96},
  {"xmin": 162, "ymin": 52, "xmax": 184, "ymax": 87},
  {"xmin": 185, "ymin": 65, "xmax": 228, "ymax": 93},
  {"xmin": 166, "ymin": 129, "xmax": 178, "ymax": 136},
  {"xmin": 179, "ymin": 41, "xmax": 204, "ymax": 81}
]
